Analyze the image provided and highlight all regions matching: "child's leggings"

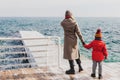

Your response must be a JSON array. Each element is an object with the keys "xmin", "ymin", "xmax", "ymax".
[{"xmin": 92, "ymin": 60, "xmax": 102, "ymax": 74}]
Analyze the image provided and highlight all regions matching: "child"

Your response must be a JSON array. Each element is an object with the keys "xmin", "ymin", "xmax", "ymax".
[{"xmin": 83, "ymin": 29, "xmax": 108, "ymax": 79}]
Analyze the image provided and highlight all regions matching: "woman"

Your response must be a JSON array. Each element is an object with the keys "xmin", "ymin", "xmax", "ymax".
[{"xmin": 61, "ymin": 10, "xmax": 85, "ymax": 74}]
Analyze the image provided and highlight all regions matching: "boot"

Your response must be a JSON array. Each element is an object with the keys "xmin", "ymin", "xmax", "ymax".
[
  {"xmin": 65, "ymin": 60, "xmax": 75, "ymax": 74},
  {"xmin": 98, "ymin": 74, "xmax": 103, "ymax": 79},
  {"xmin": 91, "ymin": 73, "xmax": 96, "ymax": 78},
  {"xmin": 76, "ymin": 59, "xmax": 83, "ymax": 72},
  {"xmin": 65, "ymin": 69, "xmax": 75, "ymax": 74}
]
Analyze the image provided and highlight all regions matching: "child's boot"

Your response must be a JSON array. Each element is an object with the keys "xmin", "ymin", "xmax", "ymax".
[
  {"xmin": 98, "ymin": 74, "xmax": 103, "ymax": 79},
  {"xmin": 91, "ymin": 73, "xmax": 96, "ymax": 78}
]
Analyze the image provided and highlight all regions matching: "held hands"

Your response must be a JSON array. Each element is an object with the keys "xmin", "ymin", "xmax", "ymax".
[
  {"xmin": 82, "ymin": 41, "xmax": 85, "ymax": 45},
  {"xmin": 105, "ymin": 56, "xmax": 107, "ymax": 59}
]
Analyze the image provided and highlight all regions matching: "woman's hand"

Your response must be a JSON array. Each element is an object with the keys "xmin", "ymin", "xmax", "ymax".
[{"xmin": 82, "ymin": 42, "xmax": 85, "ymax": 45}]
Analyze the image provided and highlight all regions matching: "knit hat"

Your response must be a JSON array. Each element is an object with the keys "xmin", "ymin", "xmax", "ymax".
[{"xmin": 95, "ymin": 29, "xmax": 102, "ymax": 38}]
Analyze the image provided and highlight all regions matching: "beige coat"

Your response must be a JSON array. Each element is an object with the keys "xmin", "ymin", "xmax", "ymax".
[{"xmin": 61, "ymin": 18, "xmax": 84, "ymax": 60}]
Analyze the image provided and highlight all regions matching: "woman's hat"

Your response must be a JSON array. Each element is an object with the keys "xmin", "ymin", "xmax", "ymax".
[
  {"xmin": 95, "ymin": 29, "xmax": 102, "ymax": 38},
  {"xmin": 65, "ymin": 10, "xmax": 74, "ymax": 19}
]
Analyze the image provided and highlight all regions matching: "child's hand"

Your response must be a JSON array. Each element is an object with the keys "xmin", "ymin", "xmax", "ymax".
[{"xmin": 105, "ymin": 56, "xmax": 107, "ymax": 59}]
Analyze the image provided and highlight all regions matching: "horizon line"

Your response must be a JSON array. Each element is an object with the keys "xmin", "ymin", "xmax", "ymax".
[{"xmin": 0, "ymin": 16, "xmax": 120, "ymax": 18}]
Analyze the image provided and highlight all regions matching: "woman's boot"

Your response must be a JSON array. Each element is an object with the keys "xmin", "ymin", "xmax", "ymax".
[
  {"xmin": 66, "ymin": 60, "xmax": 75, "ymax": 74},
  {"xmin": 76, "ymin": 58, "xmax": 83, "ymax": 72}
]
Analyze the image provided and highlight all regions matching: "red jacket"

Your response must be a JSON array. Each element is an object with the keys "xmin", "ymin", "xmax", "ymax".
[{"xmin": 84, "ymin": 40, "xmax": 108, "ymax": 61}]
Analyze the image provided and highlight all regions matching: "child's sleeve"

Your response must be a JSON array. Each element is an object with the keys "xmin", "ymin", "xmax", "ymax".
[
  {"xmin": 84, "ymin": 42, "xmax": 93, "ymax": 49},
  {"xmin": 102, "ymin": 44, "xmax": 108, "ymax": 57}
]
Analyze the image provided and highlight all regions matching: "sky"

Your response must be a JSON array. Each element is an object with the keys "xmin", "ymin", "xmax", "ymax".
[{"xmin": 0, "ymin": 0, "xmax": 120, "ymax": 17}]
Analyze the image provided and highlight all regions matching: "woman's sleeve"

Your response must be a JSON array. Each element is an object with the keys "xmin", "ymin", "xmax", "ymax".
[{"xmin": 75, "ymin": 24, "xmax": 84, "ymax": 43}]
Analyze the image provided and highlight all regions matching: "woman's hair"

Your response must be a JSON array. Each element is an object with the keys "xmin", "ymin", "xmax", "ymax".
[{"xmin": 65, "ymin": 10, "xmax": 75, "ymax": 20}]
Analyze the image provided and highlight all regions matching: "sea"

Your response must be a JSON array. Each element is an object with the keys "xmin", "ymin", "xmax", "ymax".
[{"xmin": 0, "ymin": 17, "xmax": 120, "ymax": 66}]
